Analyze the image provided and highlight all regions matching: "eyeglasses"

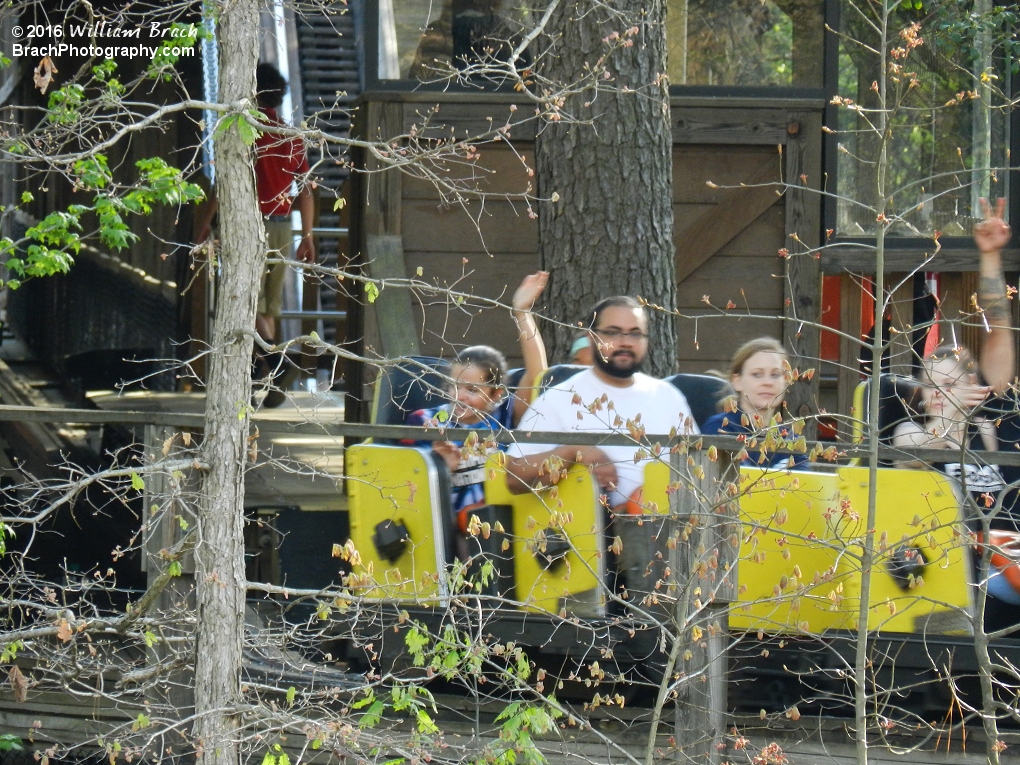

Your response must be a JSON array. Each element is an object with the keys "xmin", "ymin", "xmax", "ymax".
[{"xmin": 592, "ymin": 328, "xmax": 649, "ymax": 341}]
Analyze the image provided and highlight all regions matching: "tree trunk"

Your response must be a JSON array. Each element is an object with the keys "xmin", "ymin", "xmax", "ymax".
[
  {"xmin": 192, "ymin": 2, "xmax": 262, "ymax": 763},
  {"xmin": 535, "ymin": 0, "xmax": 677, "ymax": 376}
]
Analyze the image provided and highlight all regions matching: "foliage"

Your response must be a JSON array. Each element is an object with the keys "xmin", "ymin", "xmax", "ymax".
[
  {"xmin": 923, "ymin": 2, "xmax": 1020, "ymax": 73},
  {"xmin": 836, "ymin": 0, "xmax": 1012, "ymax": 235},
  {"xmin": 0, "ymin": 152, "xmax": 203, "ymax": 289}
]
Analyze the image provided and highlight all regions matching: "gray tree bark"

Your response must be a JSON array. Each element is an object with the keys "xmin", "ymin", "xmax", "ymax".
[
  {"xmin": 192, "ymin": 1, "xmax": 263, "ymax": 762},
  {"xmin": 535, "ymin": 0, "xmax": 677, "ymax": 376}
]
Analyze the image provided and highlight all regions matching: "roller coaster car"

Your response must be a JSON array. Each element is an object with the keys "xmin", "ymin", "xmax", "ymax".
[
  {"xmin": 852, "ymin": 373, "xmax": 1020, "ymax": 627},
  {"xmin": 346, "ymin": 364, "xmax": 1002, "ymax": 660},
  {"xmin": 347, "ymin": 357, "xmax": 516, "ymax": 601}
]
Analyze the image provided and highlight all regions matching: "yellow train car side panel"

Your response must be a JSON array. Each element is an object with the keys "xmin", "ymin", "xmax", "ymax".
[
  {"xmin": 641, "ymin": 460, "xmax": 672, "ymax": 515},
  {"xmin": 485, "ymin": 461, "xmax": 605, "ymax": 617},
  {"xmin": 833, "ymin": 467, "xmax": 972, "ymax": 635},
  {"xmin": 638, "ymin": 462, "xmax": 848, "ymax": 633},
  {"xmin": 346, "ymin": 444, "xmax": 448, "ymax": 602},
  {"xmin": 729, "ymin": 468, "xmax": 852, "ymax": 633}
]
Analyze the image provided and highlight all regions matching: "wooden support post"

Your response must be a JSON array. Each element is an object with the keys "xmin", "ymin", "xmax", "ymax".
[
  {"xmin": 358, "ymin": 101, "xmax": 421, "ymax": 364},
  {"xmin": 365, "ymin": 234, "xmax": 421, "ymax": 358},
  {"xmin": 671, "ymin": 448, "xmax": 738, "ymax": 765},
  {"xmin": 783, "ymin": 112, "xmax": 823, "ymax": 437},
  {"xmin": 958, "ymin": 271, "xmax": 980, "ymax": 367}
]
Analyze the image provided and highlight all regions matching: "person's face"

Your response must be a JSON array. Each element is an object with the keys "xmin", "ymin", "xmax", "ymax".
[
  {"xmin": 732, "ymin": 351, "xmax": 788, "ymax": 414},
  {"xmin": 450, "ymin": 363, "xmax": 501, "ymax": 423},
  {"xmin": 922, "ymin": 358, "xmax": 976, "ymax": 415},
  {"xmin": 572, "ymin": 345, "xmax": 594, "ymax": 366},
  {"xmin": 590, "ymin": 306, "xmax": 648, "ymax": 379}
]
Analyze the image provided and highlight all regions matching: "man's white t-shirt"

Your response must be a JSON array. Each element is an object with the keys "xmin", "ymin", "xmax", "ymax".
[{"xmin": 508, "ymin": 368, "xmax": 699, "ymax": 506}]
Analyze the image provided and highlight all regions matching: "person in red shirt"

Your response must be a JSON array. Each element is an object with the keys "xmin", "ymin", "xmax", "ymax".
[{"xmin": 197, "ymin": 63, "xmax": 316, "ymax": 405}]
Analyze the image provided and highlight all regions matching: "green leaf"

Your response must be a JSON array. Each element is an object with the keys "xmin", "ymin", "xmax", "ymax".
[
  {"xmin": 132, "ymin": 713, "xmax": 150, "ymax": 731},
  {"xmin": 1, "ymin": 640, "xmax": 24, "ymax": 663},
  {"xmin": 148, "ymin": 25, "xmax": 205, "ymax": 79},
  {"xmin": 259, "ymin": 745, "xmax": 290, "ymax": 765},
  {"xmin": 213, "ymin": 112, "xmax": 263, "ymax": 146},
  {"xmin": 178, "ymin": 516, "xmax": 189, "ymax": 531},
  {"xmin": 128, "ymin": 158, "xmax": 205, "ymax": 209},
  {"xmin": 405, "ymin": 626, "xmax": 429, "ymax": 666},
  {"xmin": 143, "ymin": 630, "xmax": 157, "ymax": 648},
  {"xmin": 92, "ymin": 59, "xmax": 117, "ymax": 81},
  {"xmin": 365, "ymin": 282, "xmax": 380, "ymax": 303},
  {"xmin": 46, "ymin": 83, "xmax": 86, "ymax": 125},
  {"xmin": 236, "ymin": 114, "xmax": 261, "ymax": 146},
  {"xmin": 351, "ymin": 690, "xmax": 376, "ymax": 709},
  {"xmin": 168, "ymin": 561, "xmax": 182, "ymax": 577},
  {"xmin": 359, "ymin": 700, "xmax": 385, "ymax": 729},
  {"xmin": 286, "ymin": 686, "xmax": 296, "ymax": 707},
  {"xmin": 73, "ymin": 155, "xmax": 111, "ymax": 190},
  {"xmin": 131, "ymin": 473, "xmax": 145, "ymax": 491},
  {"xmin": 416, "ymin": 709, "xmax": 439, "ymax": 734}
]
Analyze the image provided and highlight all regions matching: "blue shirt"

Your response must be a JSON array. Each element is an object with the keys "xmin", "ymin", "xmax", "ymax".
[
  {"xmin": 405, "ymin": 404, "xmax": 509, "ymax": 518},
  {"xmin": 702, "ymin": 411, "xmax": 808, "ymax": 469}
]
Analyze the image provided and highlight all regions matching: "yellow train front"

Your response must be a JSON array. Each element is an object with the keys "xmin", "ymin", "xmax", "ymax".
[{"xmin": 344, "ymin": 361, "xmax": 1013, "ymax": 712}]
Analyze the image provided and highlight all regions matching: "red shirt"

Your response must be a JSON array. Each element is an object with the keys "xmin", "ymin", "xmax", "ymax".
[{"xmin": 254, "ymin": 108, "xmax": 310, "ymax": 217}]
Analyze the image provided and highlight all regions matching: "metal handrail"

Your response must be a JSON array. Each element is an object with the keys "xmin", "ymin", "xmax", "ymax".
[
  {"xmin": 278, "ymin": 310, "xmax": 348, "ymax": 320},
  {"xmin": 1, "ymin": 403, "xmax": 1019, "ymax": 465}
]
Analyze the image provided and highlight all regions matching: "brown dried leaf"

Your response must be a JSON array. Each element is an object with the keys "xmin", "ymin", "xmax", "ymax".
[
  {"xmin": 9, "ymin": 665, "xmax": 28, "ymax": 702},
  {"xmin": 56, "ymin": 619, "xmax": 72, "ymax": 642},
  {"xmin": 33, "ymin": 57, "xmax": 58, "ymax": 94}
]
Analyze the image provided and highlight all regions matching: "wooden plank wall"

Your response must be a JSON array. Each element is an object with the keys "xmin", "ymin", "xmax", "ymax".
[
  {"xmin": 353, "ymin": 98, "xmax": 816, "ymax": 402},
  {"xmin": 672, "ymin": 145, "xmax": 786, "ymax": 375},
  {"xmin": 401, "ymin": 147, "xmax": 539, "ymax": 368}
]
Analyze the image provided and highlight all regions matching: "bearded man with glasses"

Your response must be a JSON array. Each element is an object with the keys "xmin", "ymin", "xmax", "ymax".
[
  {"xmin": 505, "ymin": 296, "xmax": 699, "ymax": 591},
  {"xmin": 505, "ymin": 295, "xmax": 697, "ymax": 595}
]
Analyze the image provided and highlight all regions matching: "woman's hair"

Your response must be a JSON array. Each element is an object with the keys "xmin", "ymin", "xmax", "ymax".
[
  {"xmin": 729, "ymin": 337, "xmax": 787, "ymax": 378},
  {"xmin": 923, "ymin": 343, "xmax": 977, "ymax": 379},
  {"xmin": 454, "ymin": 345, "xmax": 507, "ymax": 388}
]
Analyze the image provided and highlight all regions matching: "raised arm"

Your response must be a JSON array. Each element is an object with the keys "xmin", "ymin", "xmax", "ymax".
[
  {"xmin": 510, "ymin": 271, "xmax": 550, "ymax": 424},
  {"xmin": 975, "ymin": 197, "xmax": 1015, "ymax": 394}
]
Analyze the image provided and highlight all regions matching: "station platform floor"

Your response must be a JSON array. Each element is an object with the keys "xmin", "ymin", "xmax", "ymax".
[{"xmin": 0, "ymin": 334, "xmax": 348, "ymax": 512}]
